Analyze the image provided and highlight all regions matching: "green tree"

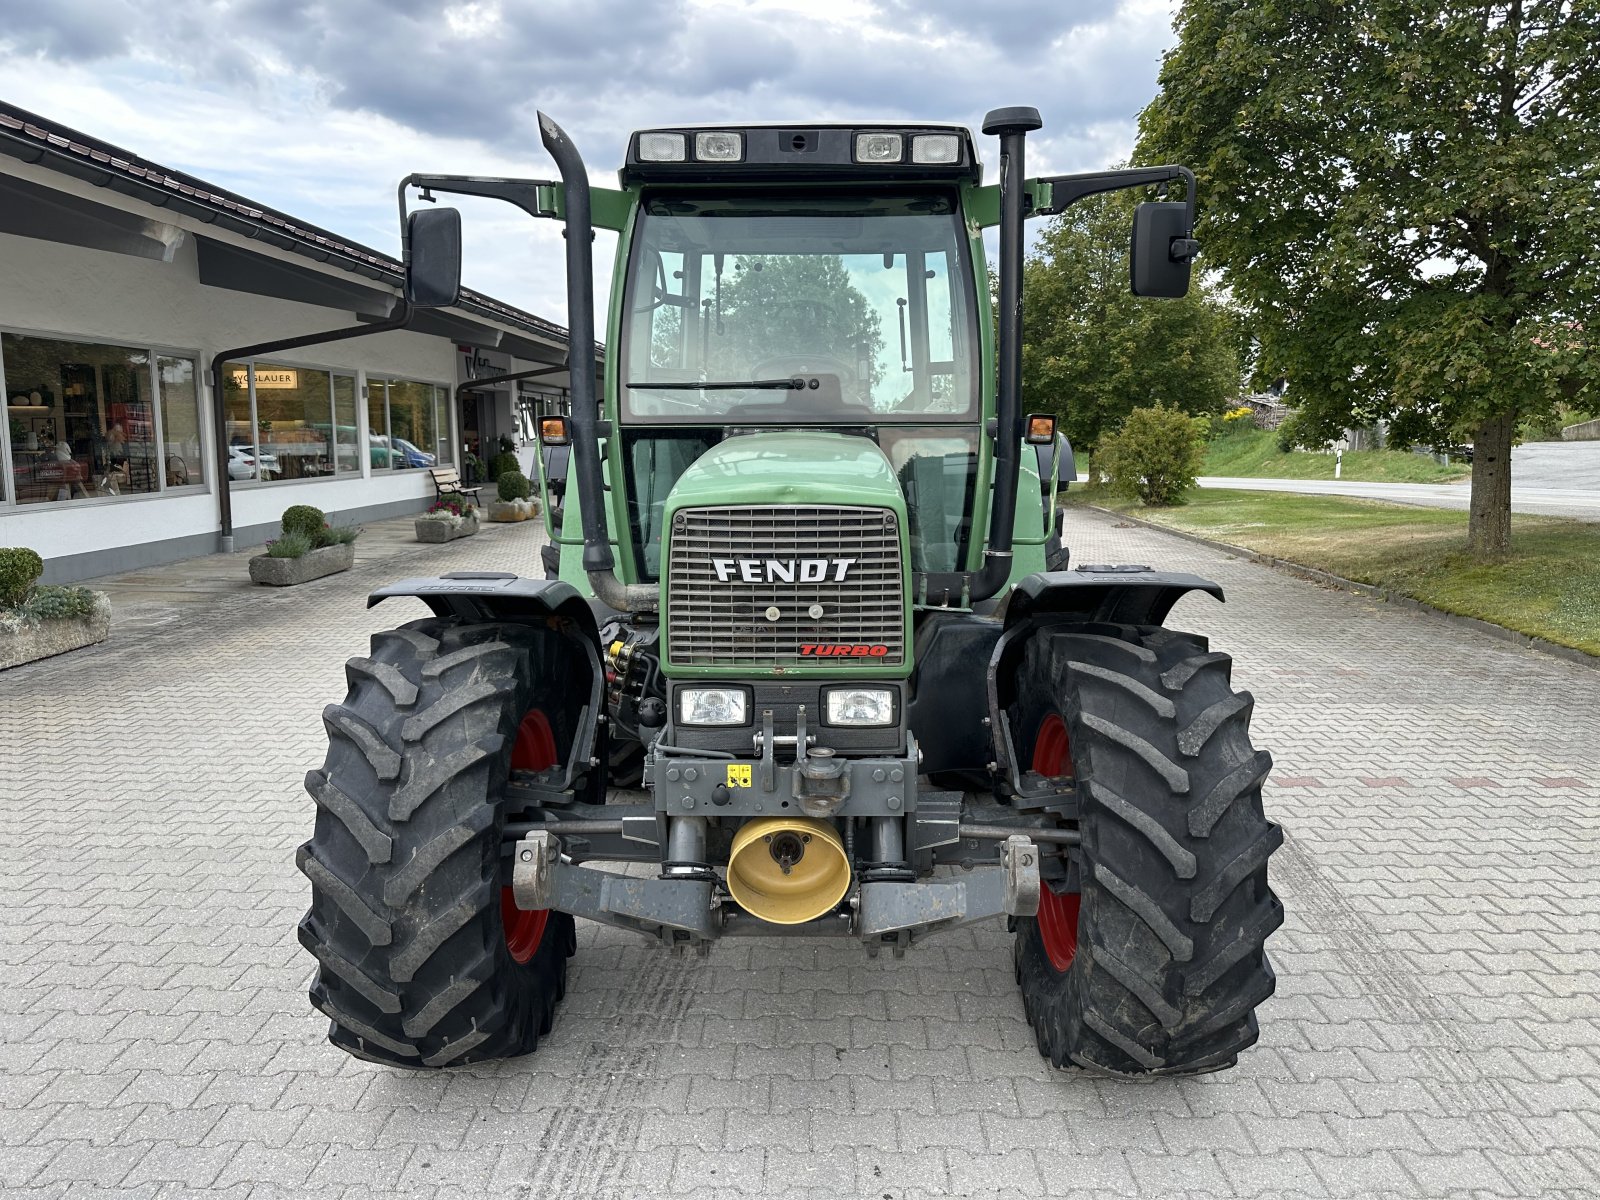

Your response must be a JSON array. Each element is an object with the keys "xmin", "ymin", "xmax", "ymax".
[
  {"xmin": 1022, "ymin": 193, "xmax": 1241, "ymax": 460},
  {"xmin": 708, "ymin": 255, "xmax": 885, "ymax": 396},
  {"xmin": 1139, "ymin": 0, "xmax": 1600, "ymax": 557}
]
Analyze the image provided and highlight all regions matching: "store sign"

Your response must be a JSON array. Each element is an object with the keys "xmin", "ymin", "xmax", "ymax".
[
  {"xmin": 458, "ymin": 345, "xmax": 510, "ymax": 382},
  {"xmin": 230, "ymin": 367, "xmax": 299, "ymax": 390}
]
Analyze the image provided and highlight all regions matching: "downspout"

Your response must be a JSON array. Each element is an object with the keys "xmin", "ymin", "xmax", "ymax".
[
  {"xmin": 210, "ymin": 304, "xmax": 413, "ymax": 552},
  {"xmin": 537, "ymin": 111, "xmax": 655, "ymax": 613}
]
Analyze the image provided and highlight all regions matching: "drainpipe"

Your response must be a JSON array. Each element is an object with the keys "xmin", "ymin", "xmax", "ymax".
[{"xmin": 209, "ymin": 304, "xmax": 413, "ymax": 552}]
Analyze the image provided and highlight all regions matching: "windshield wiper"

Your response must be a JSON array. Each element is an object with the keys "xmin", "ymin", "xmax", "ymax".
[{"xmin": 625, "ymin": 378, "xmax": 806, "ymax": 391}]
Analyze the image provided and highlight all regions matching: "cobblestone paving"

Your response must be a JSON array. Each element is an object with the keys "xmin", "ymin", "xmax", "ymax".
[{"xmin": 2, "ymin": 507, "xmax": 1597, "ymax": 1198}]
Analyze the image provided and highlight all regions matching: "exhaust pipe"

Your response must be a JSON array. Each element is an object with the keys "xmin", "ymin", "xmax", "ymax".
[
  {"xmin": 537, "ymin": 112, "xmax": 656, "ymax": 613},
  {"xmin": 726, "ymin": 817, "xmax": 852, "ymax": 926}
]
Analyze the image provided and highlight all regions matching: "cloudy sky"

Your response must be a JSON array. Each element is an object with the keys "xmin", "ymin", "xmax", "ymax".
[{"xmin": 2, "ymin": 0, "xmax": 1180, "ymax": 327}]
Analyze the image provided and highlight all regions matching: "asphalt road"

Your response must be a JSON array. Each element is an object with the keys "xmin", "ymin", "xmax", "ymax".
[{"xmin": 1197, "ymin": 439, "xmax": 1600, "ymax": 521}]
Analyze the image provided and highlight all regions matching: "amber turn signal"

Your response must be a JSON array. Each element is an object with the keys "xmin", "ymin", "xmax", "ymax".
[
  {"xmin": 539, "ymin": 416, "xmax": 570, "ymax": 446},
  {"xmin": 1024, "ymin": 413, "xmax": 1056, "ymax": 444}
]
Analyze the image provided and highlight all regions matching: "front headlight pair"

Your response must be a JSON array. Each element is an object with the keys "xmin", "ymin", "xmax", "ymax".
[{"xmin": 677, "ymin": 686, "xmax": 895, "ymax": 728}]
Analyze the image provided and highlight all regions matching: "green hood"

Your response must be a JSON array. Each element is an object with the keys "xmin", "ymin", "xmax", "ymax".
[
  {"xmin": 663, "ymin": 430, "xmax": 907, "ymax": 513},
  {"xmin": 661, "ymin": 430, "xmax": 912, "ymax": 680}
]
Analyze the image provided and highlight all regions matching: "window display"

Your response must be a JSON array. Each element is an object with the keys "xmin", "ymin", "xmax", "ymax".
[
  {"xmin": 2, "ymin": 332, "xmax": 204, "ymax": 506},
  {"xmin": 368, "ymin": 378, "xmax": 451, "ymax": 470},
  {"xmin": 225, "ymin": 361, "xmax": 358, "ymax": 482}
]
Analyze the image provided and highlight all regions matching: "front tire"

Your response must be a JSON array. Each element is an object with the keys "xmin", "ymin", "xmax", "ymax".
[
  {"xmin": 1010, "ymin": 622, "xmax": 1283, "ymax": 1075},
  {"xmin": 297, "ymin": 618, "xmax": 581, "ymax": 1068}
]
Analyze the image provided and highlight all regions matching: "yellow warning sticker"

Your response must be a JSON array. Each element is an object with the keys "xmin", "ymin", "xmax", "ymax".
[{"xmin": 726, "ymin": 764, "xmax": 753, "ymax": 789}]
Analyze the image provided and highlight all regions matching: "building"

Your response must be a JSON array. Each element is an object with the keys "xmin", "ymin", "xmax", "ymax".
[{"xmin": 0, "ymin": 102, "xmax": 585, "ymax": 582}]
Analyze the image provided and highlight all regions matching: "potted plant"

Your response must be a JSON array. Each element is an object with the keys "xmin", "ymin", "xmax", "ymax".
[
  {"xmin": 415, "ymin": 496, "xmax": 480, "ymax": 542},
  {"xmin": 488, "ymin": 470, "xmax": 541, "ymax": 522},
  {"xmin": 248, "ymin": 504, "xmax": 359, "ymax": 585},
  {"xmin": 462, "ymin": 451, "xmax": 485, "ymax": 484},
  {"xmin": 0, "ymin": 546, "xmax": 112, "ymax": 670}
]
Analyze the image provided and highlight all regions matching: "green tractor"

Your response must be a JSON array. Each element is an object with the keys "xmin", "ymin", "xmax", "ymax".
[{"xmin": 298, "ymin": 107, "xmax": 1282, "ymax": 1076}]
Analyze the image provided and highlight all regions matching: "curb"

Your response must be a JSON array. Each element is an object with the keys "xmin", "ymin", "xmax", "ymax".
[{"xmin": 1083, "ymin": 504, "xmax": 1600, "ymax": 673}]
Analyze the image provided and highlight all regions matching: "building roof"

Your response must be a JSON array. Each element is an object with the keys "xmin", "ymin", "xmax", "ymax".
[{"xmin": 0, "ymin": 101, "xmax": 577, "ymax": 353}]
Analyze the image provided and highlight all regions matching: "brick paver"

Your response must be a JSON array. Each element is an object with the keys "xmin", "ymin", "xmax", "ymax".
[{"xmin": 1, "ymin": 506, "xmax": 1596, "ymax": 1198}]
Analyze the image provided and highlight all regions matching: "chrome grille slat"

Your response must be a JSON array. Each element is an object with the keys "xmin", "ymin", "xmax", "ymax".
[{"xmin": 667, "ymin": 504, "xmax": 905, "ymax": 668}]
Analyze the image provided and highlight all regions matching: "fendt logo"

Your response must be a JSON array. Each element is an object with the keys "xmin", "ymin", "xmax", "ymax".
[{"xmin": 712, "ymin": 557, "xmax": 855, "ymax": 584}]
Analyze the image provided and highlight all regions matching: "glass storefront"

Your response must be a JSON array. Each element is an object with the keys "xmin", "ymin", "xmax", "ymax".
[
  {"xmin": 368, "ymin": 378, "xmax": 451, "ymax": 470},
  {"xmin": 223, "ymin": 361, "xmax": 359, "ymax": 483},
  {"xmin": 2, "ymin": 332, "xmax": 205, "ymax": 506}
]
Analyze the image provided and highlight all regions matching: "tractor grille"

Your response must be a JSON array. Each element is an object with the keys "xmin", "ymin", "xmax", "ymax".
[{"xmin": 667, "ymin": 505, "xmax": 905, "ymax": 668}]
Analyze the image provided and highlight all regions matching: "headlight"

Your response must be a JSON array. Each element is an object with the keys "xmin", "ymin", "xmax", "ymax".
[
  {"xmin": 825, "ymin": 687, "xmax": 896, "ymax": 727},
  {"xmin": 638, "ymin": 131, "xmax": 686, "ymax": 162},
  {"xmin": 854, "ymin": 132, "xmax": 903, "ymax": 164},
  {"xmin": 694, "ymin": 131, "xmax": 743, "ymax": 162},
  {"xmin": 911, "ymin": 134, "xmax": 961, "ymax": 164},
  {"xmin": 678, "ymin": 687, "xmax": 749, "ymax": 726}
]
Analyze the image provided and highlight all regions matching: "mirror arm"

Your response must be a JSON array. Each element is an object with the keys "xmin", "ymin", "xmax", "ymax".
[
  {"xmin": 1032, "ymin": 165, "xmax": 1198, "ymax": 253},
  {"xmin": 396, "ymin": 173, "xmax": 560, "ymax": 259}
]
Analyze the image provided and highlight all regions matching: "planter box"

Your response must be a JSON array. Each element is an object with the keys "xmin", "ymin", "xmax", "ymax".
[
  {"xmin": 1, "ymin": 592, "xmax": 112, "ymax": 670},
  {"xmin": 415, "ymin": 512, "xmax": 480, "ymax": 542},
  {"xmin": 488, "ymin": 498, "xmax": 540, "ymax": 522},
  {"xmin": 249, "ymin": 541, "xmax": 355, "ymax": 586}
]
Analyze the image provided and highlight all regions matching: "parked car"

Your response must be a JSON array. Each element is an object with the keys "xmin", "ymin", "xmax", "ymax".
[
  {"xmin": 370, "ymin": 435, "xmax": 436, "ymax": 469},
  {"xmin": 227, "ymin": 445, "xmax": 279, "ymax": 480}
]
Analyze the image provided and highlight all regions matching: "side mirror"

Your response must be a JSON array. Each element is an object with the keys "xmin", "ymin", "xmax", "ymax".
[
  {"xmin": 1130, "ymin": 201, "xmax": 1194, "ymax": 298},
  {"xmin": 405, "ymin": 207, "xmax": 463, "ymax": 308}
]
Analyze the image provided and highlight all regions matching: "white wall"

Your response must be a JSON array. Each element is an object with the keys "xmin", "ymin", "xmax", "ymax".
[{"xmin": 0, "ymin": 228, "xmax": 458, "ymax": 563}]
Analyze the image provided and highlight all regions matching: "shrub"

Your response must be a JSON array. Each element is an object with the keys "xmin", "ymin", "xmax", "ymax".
[
  {"xmin": 490, "ymin": 451, "xmax": 520, "ymax": 480},
  {"xmin": 497, "ymin": 470, "xmax": 532, "ymax": 503},
  {"xmin": 0, "ymin": 547, "xmax": 44, "ymax": 609},
  {"xmin": 1099, "ymin": 404, "xmax": 1207, "ymax": 507},
  {"xmin": 281, "ymin": 505, "xmax": 327, "ymax": 541},
  {"xmin": 496, "ymin": 434, "xmax": 516, "ymax": 455},
  {"xmin": 25, "ymin": 584, "xmax": 96, "ymax": 621},
  {"xmin": 266, "ymin": 532, "xmax": 313, "ymax": 559},
  {"xmin": 325, "ymin": 525, "xmax": 361, "ymax": 545}
]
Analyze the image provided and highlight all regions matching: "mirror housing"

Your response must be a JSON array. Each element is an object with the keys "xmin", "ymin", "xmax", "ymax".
[
  {"xmin": 404, "ymin": 207, "xmax": 463, "ymax": 308},
  {"xmin": 1130, "ymin": 201, "xmax": 1194, "ymax": 298}
]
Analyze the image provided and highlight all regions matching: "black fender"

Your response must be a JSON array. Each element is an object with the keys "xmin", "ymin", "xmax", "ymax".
[
  {"xmin": 369, "ymin": 571, "xmax": 599, "ymax": 644},
  {"xmin": 986, "ymin": 567, "xmax": 1225, "ymax": 794},
  {"xmin": 369, "ymin": 572, "xmax": 606, "ymax": 793}
]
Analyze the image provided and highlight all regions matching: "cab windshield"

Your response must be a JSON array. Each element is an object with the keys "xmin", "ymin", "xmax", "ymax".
[{"xmin": 621, "ymin": 192, "xmax": 979, "ymax": 423}]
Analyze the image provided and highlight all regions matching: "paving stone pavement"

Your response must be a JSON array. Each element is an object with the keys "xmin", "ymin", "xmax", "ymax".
[{"xmin": 2, "ymin": 506, "xmax": 1597, "ymax": 1199}]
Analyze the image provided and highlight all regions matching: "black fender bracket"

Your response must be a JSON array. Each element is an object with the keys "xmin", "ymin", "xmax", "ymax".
[
  {"xmin": 368, "ymin": 571, "xmax": 600, "ymax": 644},
  {"xmin": 986, "ymin": 567, "xmax": 1224, "ymax": 796}
]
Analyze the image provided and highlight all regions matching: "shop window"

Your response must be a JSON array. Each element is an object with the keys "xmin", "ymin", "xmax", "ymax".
[
  {"xmin": 225, "ymin": 361, "xmax": 356, "ymax": 483},
  {"xmin": 2, "ymin": 332, "xmax": 203, "ymax": 506},
  {"xmin": 368, "ymin": 378, "xmax": 451, "ymax": 470}
]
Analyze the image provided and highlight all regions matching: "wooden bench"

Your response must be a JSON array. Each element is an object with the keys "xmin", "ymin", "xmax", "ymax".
[{"xmin": 430, "ymin": 466, "xmax": 482, "ymax": 506}]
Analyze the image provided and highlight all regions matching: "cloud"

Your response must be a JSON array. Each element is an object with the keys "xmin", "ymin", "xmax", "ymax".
[{"xmin": 0, "ymin": 0, "xmax": 1181, "ymax": 322}]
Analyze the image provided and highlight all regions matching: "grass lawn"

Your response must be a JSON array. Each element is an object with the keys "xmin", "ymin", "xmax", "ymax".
[
  {"xmin": 1203, "ymin": 427, "xmax": 1470, "ymax": 483},
  {"xmin": 1067, "ymin": 486, "xmax": 1600, "ymax": 656}
]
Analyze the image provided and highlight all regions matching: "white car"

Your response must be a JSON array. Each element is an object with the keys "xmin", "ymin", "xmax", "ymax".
[{"xmin": 227, "ymin": 445, "xmax": 279, "ymax": 480}]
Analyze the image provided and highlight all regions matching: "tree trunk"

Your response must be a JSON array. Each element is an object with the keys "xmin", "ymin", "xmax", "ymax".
[{"xmin": 1467, "ymin": 412, "xmax": 1515, "ymax": 559}]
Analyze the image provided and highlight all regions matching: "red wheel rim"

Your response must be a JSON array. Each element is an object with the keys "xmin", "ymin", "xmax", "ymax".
[
  {"xmin": 1031, "ymin": 712, "xmax": 1080, "ymax": 973},
  {"xmin": 502, "ymin": 708, "xmax": 556, "ymax": 964}
]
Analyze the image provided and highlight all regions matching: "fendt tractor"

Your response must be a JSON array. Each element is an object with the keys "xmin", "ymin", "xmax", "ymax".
[{"xmin": 297, "ymin": 107, "xmax": 1284, "ymax": 1076}]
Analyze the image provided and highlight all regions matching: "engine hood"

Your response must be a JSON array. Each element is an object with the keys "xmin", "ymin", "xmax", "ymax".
[{"xmin": 663, "ymin": 430, "xmax": 907, "ymax": 516}]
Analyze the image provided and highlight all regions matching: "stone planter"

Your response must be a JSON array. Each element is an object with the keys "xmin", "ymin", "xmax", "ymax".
[
  {"xmin": 488, "ymin": 498, "xmax": 540, "ymax": 523},
  {"xmin": 0, "ymin": 592, "xmax": 111, "ymax": 670},
  {"xmin": 415, "ymin": 511, "xmax": 480, "ymax": 542},
  {"xmin": 248, "ymin": 541, "xmax": 355, "ymax": 586}
]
